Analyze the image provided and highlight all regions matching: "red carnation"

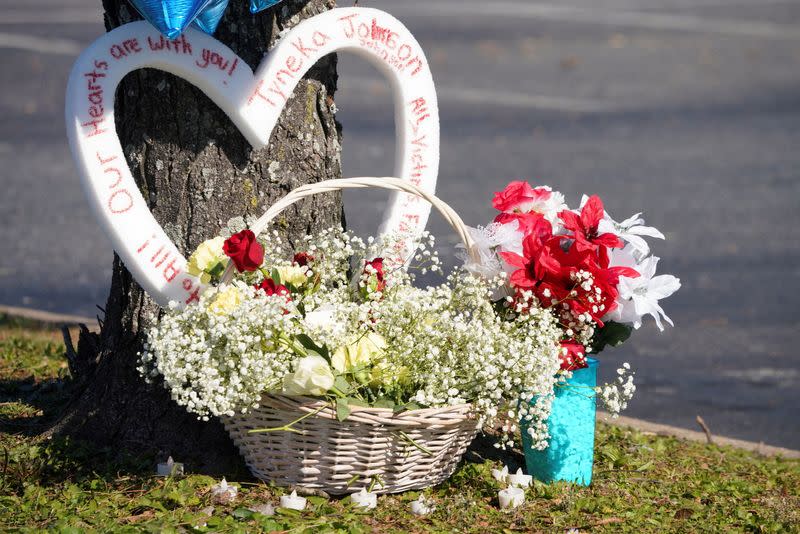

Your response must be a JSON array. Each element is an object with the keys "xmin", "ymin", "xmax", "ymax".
[
  {"xmin": 364, "ymin": 258, "xmax": 386, "ymax": 293},
  {"xmin": 293, "ymin": 252, "xmax": 314, "ymax": 267},
  {"xmin": 224, "ymin": 230, "xmax": 264, "ymax": 272},
  {"xmin": 559, "ymin": 340, "xmax": 588, "ymax": 371},
  {"xmin": 255, "ymin": 278, "xmax": 290, "ymax": 297}
]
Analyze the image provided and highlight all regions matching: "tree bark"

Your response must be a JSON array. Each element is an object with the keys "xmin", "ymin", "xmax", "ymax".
[{"xmin": 53, "ymin": 0, "xmax": 343, "ymax": 474}]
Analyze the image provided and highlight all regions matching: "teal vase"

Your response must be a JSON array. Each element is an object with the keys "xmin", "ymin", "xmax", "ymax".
[{"xmin": 521, "ymin": 357, "xmax": 598, "ymax": 486}]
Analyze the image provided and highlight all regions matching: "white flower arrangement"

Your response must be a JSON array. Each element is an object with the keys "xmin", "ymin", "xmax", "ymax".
[{"xmin": 140, "ymin": 227, "xmax": 564, "ymax": 448}]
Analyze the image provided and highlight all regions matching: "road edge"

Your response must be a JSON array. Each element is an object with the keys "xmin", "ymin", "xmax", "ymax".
[
  {"xmin": 0, "ymin": 304, "xmax": 99, "ymax": 329},
  {"xmin": 598, "ymin": 412, "xmax": 800, "ymax": 459}
]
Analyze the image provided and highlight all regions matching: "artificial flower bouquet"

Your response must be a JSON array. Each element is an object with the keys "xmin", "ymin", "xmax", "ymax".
[
  {"xmin": 138, "ymin": 178, "xmax": 678, "ymax": 492},
  {"xmin": 465, "ymin": 181, "xmax": 680, "ymax": 402},
  {"xmin": 462, "ymin": 181, "xmax": 680, "ymax": 485}
]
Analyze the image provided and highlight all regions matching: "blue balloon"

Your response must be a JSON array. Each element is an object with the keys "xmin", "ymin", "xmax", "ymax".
[
  {"xmin": 249, "ymin": 0, "xmax": 283, "ymax": 14},
  {"xmin": 129, "ymin": 0, "xmax": 214, "ymax": 39},
  {"xmin": 193, "ymin": 0, "xmax": 229, "ymax": 35},
  {"xmin": 130, "ymin": 0, "xmax": 287, "ymax": 38}
]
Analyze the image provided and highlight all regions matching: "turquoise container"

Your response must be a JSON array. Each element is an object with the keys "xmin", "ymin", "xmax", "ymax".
[{"xmin": 521, "ymin": 358, "xmax": 598, "ymax": 485}]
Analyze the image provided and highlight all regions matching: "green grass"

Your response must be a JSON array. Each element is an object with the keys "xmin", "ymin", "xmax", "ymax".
[{"xmin": 0, "ymin": 317, "xmax": 798, "ymax": 533}]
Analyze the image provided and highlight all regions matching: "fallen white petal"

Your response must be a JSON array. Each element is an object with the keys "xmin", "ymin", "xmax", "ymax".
[
  {"xmin": 210, "ymin": 477, "xmax": 238, "ymax": 503},
  {"xmin": 507, "ymin": 468, "xmax": 533, "ymax": 488},
  {"xmin": 280, "ymin": 490, "xmax": 307, "ymax": 511},
  {"xmin": 491, "ymin": 465, "xmax": 509, "ymax": 483},
  {"xmin": 498, "ymin": 486, "xmax": 525, "ymax": 509},
  {"xmin": 249, "ymin": 503, "xmax": 275, "ymax": 516},
  {"xmin": 410, "ymin": 495, "xmax": 435, "ymax": 516},
  {"xmin": 351, "ymin": 488, "xmax": 378, "ymax": 509}
]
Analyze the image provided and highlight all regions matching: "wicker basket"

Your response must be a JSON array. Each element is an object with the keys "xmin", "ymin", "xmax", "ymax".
[
  {"xmin": 220, "ymin": 177, "xmax": 482, "ymax": 494},
  {"xmin": 223, "ymin": 395, "xmax": 480, "ymax": 494}
]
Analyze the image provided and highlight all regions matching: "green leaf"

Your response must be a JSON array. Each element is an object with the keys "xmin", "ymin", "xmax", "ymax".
[
  {"xmin": 336, "ymin": 397, "xmax": 352, "ymax": 422},
  {"xmin": 333, "ymin": 376, "xmax": 352, "ymax": 395},
  {"xmin": 592, "ymin": 321, "xmax": 633, "ymax": 354},
  {"xmin": 165, "ymin": 489, "xmax": 189, "ymax": 506},
  {"xmin": 232, "ymin": 507, "xmax": 254, "ymax": 519},
  {"xmin": 319, "ymin": 344, "xmax": 330, "ymax": 361},
  {"xmin": 283, "ymin": 281, "xmax": 299, "ymax": 294},
  {"xmin": 271, "ymin": 268, "xmax": 282, "ymax": 285},
  {"xmin": 295, "ymin": 333, "xmax": 316, "ymax": 351},
  {"xmin": 606, "ymin": 322, "xmax": 634, "ymax": 346},
  {"xmin": 207, "ymin": 261, "xmax": 226, "ymax": 279},
  {"xmin": 255, "ymin": 517, "xmax": 284, "ymax": 530},
  {"xmin": 347, "ymin": 397, "xmax": 369, "ymax": 408},
  {"xmin": 636, "ymin": 460, "xmax": 654, "ymax": 472},
  {"xmin": 395, "ymin": 401, "xmax": 421, "ymax": 414},
  {"xmin": 306, "ymin": 496, "xmax": 327, "ymax": 507},
  {"xmin": 296, "ymin": 334, "xmax": 330, "ymax": 361},
  {"xmin": 373, "ymin": 398, "xmax": 396, "ymax": 410}
]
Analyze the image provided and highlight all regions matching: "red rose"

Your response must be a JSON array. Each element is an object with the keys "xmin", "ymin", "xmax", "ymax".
[
  {"xmin": 293, "ymin": 252, "xmax": 314, "ymax": 267},
  {"xmin": 493, "ymin": 181, "xmax": 551, "ymax": 213},
  {"xmin": 559, "ymin": 341, "xmax": 588, "ymax": 371},
  {"xmin": 224, "ymin": 230, "xmax": 264, "ymax": 272},
  {"xmin": 364, "ymin": 258, "xmax": 386, "ymax": 293},
  {"xmin": 255, "ymin": 278, "xmax": 290, "ymax": 297}
]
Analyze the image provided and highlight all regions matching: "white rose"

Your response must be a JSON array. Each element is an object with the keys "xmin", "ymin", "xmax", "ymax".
[
  {"xmin": 304, "ymin": 305, "xmax": 335, "ymax": 330},
  {"xmin": 282, "ymin": 355, "xmax": 335, "ymax": 396}
]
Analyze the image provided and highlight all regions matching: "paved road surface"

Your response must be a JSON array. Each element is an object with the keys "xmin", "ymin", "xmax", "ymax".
[{"xmin": 1, "ymin": 0, "xmax": 798, "ymax": 448}]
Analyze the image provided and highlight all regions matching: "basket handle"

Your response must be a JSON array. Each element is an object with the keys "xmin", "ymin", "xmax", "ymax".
[{"xmin": 221, "ymin": 177, "xmax": 478, "ymax": 283}]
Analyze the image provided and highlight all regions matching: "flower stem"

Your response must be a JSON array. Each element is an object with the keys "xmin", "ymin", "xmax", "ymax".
[
  {"xmin": 395, "ymin": 430, "xmax": 433, "ymax": 456},
  {"xmin": 248, "ymin": 403, "xmax": 328, "ymax": 434}
]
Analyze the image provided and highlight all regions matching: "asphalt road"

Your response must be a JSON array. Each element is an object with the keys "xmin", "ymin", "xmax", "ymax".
[{"xmin": 1, "ymin": 0, "xmax": 799, "ymax": 448}]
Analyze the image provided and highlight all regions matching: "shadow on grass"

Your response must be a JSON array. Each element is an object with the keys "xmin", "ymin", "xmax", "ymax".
[
  {"xmin": 0, "ymin": 315, "xmax": 158, "ymax": 493},
  {"xmin": 0, "ymin": 378, "xmax": 76, "ymax": 437},
  {"xmin": 1, "ymin": 381, "xmax": 253, "ymax": 493},
  {"xmin": 465, "ymin": 432, "xmax": 525, "ymax": 472},
  {"xmin": 1, "ymin": 435, "xmax": 154, "ymax": 490},
  {"xmin": 0, "ymin": 321, "xmax": 79, "ymax": 437},
  {"xmin": 0, "ymin": 377, "xmax": 158, "ymax": 494}
]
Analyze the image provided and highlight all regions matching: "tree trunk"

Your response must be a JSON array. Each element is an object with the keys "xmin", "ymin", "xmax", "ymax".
[{"xmin": 53, "ymin": 0, "xmax": 343, "ymax": 474}]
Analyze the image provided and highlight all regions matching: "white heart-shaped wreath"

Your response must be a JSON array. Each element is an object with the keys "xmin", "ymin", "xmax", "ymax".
[{"xmin": 66, "ymin": 7, "xmax": 439, "ymax": 307}]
